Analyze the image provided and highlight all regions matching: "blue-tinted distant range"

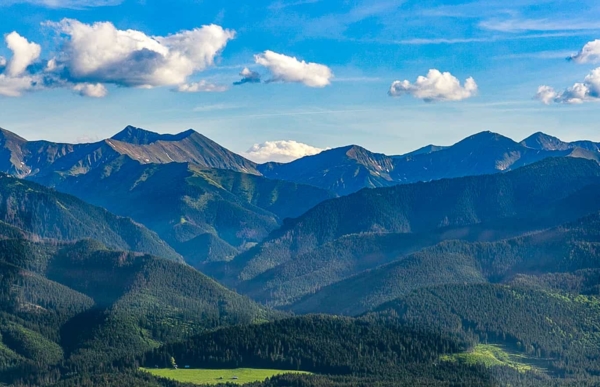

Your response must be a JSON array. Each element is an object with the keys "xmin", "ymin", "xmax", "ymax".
[{"xmin": 1, "ymin": 0, "xmax": 600, "ymax": 161}]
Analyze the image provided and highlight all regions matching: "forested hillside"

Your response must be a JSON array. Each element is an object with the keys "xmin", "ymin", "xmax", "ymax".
[
  {"xmin": 221, "ymin": 158, "xmax": 600, "ymax": 301},
  {"xmin": 369, "ymin": 284, "xmax": 600, "ymax": 378},
  {"xmin": 0, "ymin": 173, "xmax": 181, "ymax": 261},
  {"xmin": 288, "ymin": 211, "xmax": 600, "ymax": 315},
  {"xmin": 142, "ymin": 315, "xmax": 499, "ymax": 386},
  {"xmin": 0, "ymin": 232, "xmax": 276, "ymax": 386}
]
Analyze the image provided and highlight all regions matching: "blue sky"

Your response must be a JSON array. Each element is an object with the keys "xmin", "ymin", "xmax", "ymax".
[{"xmin": 1, "ymin": 0, "xmax": 600, "ymax": 161}]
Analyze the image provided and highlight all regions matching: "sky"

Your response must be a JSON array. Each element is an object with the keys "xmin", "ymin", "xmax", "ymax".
[{"xmin": 1, "ymin": 0, "xmax": 600, "ymax": 162}]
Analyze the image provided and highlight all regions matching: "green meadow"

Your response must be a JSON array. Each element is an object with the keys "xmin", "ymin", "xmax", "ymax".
[{"xmin": 141, "ymin": 367, "xmax": 312, "ymax": 385}]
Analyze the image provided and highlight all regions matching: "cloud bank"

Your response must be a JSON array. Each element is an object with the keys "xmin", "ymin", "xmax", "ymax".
[
  {"xmin": 47, "ymin": 19, "xmax": 234, "ymax": 88},
  {"xmin": 389, "ymin": 69, "xmax": 478, "ymax": 102},
  {"xmin": 569, "ymin": 39, "xmax": 600, "ymax": 64},
  {"xmin": 254, "ymin": 50, "xmax": 333, "ymax": 87},
  {"xmin": 537, "ymin": 39, "xmax": 600, "ymax": 104},
  {"xmin": 0, "ymin": 19, "xmax": 235, "ymax": 97},
  {"xmin": 244, "ymin": 140, "xmax": 326, "ymax": 163},
  {"xmin": 536, "ymin": 68, "xmax": 600, "ymax": 104},
  {"xmin": 0, "ymin": 32, "xmax": 42, "ymax": 96}
]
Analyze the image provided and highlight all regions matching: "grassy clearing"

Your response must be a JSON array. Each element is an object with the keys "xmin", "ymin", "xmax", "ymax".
[
  {"xmin": 141, "ymin": 367, "xmax": 312, "ymax": 385},
  {"xmin": 440, "ymin": 344, "xmax": 544, "ymax": 373}
]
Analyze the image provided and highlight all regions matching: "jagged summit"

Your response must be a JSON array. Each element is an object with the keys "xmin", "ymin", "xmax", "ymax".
[{"xmin": 111, "ymin": 126, "xmax": 198, "ymax": 145}]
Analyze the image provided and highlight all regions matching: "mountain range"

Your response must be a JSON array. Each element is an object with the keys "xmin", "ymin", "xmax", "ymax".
[
  {"xmin": 2, "ymin": 124, "xmax": 600, "ymax": 386},
  {"xmin": 2, "ymin": 126, "xmax": 599, "ymax": 198},
  {"xmin": 259, "ymin": 131, "xmax": 600, "ymax": 195}
]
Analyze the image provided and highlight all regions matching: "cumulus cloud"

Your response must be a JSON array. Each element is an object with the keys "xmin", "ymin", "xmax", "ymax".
[
  {"xmin": 254, "ymin": 50, "xmax": 333, "ymax": 87},
  {"xmin": 388, "ymin": 69, "xmax": 478, "ymax": 102},
  {"xmin": 73, "ymin": 82, "xmax": 108, "ymax": 97},
  {"xmin": 0, "ymin": 32, "xmax": 42, "ymax": 96},
  {"xmin": 233, "ymin": 67, "xmax": 261, "ymax": 85},
  {"xmin": 45, "ymin": 19, "xmax": 235, "ymax": 88},
  {"xmin": 569, "ymin": 39, "xmax": 600, "ymax": 64},
  {"xmin": 536, "ymin": 67, "xmax": 600, "ymax": 104},
  {"xmin": 5, "ymin": 31, "xmax": 41, "ymax": 76},
  {"xmin": 0, "ymin": 19, "xmax": 235, "ymax": 98},
  {"xmin": 244, "ymin": 140, "xmax": 326, "ymax": 163},
  {"xmin": 176, "ymin": 80, "xmax": 228, "ymax": 92},
  {"xmin": 0, "ymin": 73, "xmax": 39, "ymax": 96}
]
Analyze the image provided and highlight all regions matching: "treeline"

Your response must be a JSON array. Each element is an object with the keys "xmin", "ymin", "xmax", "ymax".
[{"xmin": 141, "ymin": 314, "xmax": 502, "ymax": 386}]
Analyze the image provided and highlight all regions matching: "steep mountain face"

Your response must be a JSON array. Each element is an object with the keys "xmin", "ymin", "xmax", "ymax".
[
  {"xmin": 258, "ymin": 145, "xmax": 396, "ymax": 196},
  {"xmin": 220, "ymin": 158, "xmax": 600, "ymax": 288},
  {"xmin": 0, "ymin": 126, "xmax": 260, "ymax": 183},
  {"xmin": 259, "ymin": 131, "xmax": 600, "ymax": 196},
  {"xmin": 53, "ymin": 156, "xmax": 333, "ymax": 268},
  {"xmin": 0, "ymin": 172, "xmax": 182, "ymax": 261},
  {"xmin": 107, "ymin": 126, "xmax": 260, "ymax": 174},
  {"xmin": 0, "ymin": 235, "xmax": 276, "ymax": 385},
  {"xmin": 0, "ymin": 126, "xmax": 334, "ymax": 266}
]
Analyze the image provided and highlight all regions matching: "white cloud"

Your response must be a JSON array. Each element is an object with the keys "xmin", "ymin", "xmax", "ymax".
[
  {"xmin": 0, "ymin": 73, "xmax": 39, "ymax": 96},
  {"xmin": 536, "ymin": 67, "xmax": 600, "ymax": 104},
  {"xmin": 73, "ymin": 82, "xmax": 108, "ymax": 97},
  {"xmin": 234, "ymin": 67, "xmax": 261, "ymax": 85},
  {"xmin": 0, "ymin": 20, "xmax": 235, "ymax": 98},
  {"xmin": 389, "ymin": 69, "xmax": 478, "ymax": 102},
  {"xmin": 5, "ymin": 31, "xmax": 41, "ymax": 76},
  {"xmin": 2, "ymin": 0, "xmax": 122, "ymax": 8},
  {"xmin": 244, "ymin": 140, "xmax": 326, "ymax": 163},
  {"xmin": 569, "ymin": 39, "xmax": 600, "ymax": 64},
  {"xmin": 254, "ymin": 50, "xmax": 333, "ymax": 87},
  {"xmin": 46, "ymin": 19, "xmax": 235, "ymax": 88},
  {"xmin": 176, "ymin": 80, "xmax": 228, "ymax": 93},
  {"xmin": 0, "ymin": 32, "xmax": 42, "ymax": 96}
]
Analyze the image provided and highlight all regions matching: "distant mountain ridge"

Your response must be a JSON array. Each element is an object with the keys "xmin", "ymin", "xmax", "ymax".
[
  {"xmin": 1, "ymin": 125, "xmax": 599, "ymax": 197},
  {"xmin": 260, "ymin": 131, "xmax": 600, "ymax": 195},
  {"xmin": 521, "ymin": 132, "xmax": 600, "ymax": 152}
]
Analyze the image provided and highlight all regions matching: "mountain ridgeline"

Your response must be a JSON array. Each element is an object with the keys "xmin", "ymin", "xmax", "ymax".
[{"xmin": 259, "ymin": 131, "xmax": 600, "ymax": 195}]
